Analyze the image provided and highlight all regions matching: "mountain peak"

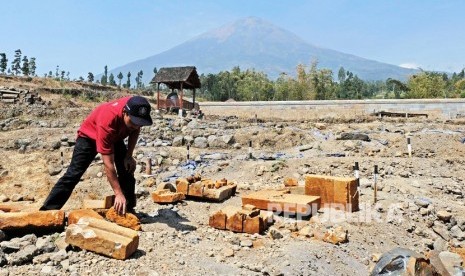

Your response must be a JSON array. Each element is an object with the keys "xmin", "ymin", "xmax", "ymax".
[{"xmin": 107, "ymin": 17, "xmax": 417, "ymax": 83}]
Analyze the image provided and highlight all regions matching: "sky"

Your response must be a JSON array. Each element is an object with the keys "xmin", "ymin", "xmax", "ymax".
[{"xmin": 1, "ymin": 0, "xmax": 464, "ymax": 79}]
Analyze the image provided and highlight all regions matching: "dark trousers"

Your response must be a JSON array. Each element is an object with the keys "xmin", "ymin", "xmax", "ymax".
[{"xmin": 40, "ymin": 137, "xmax": 136, "ymax": 211}]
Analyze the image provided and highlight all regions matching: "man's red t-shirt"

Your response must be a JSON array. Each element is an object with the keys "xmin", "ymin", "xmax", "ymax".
[{"xmin": 77, "ymin": 96, "xmax": 135, "ymax": 154}]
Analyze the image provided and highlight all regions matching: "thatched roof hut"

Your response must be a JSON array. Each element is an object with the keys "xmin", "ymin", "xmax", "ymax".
[
  {"xmin": 151, "ymin": 66, "xmax": 200, "ymax": 90},
  {"xmin": 150, "ymin": 66, "xmax": 201, "ymax": 111}
]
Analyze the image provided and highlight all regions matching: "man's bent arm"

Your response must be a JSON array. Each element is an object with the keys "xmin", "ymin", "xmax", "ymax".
[
  {"xmin": 126, "ymin": 130, "xmax": 140, "ymax": 158},
  {"xmin": 101, "ymin": 153, "xmax": 126, "ymax": 214}
]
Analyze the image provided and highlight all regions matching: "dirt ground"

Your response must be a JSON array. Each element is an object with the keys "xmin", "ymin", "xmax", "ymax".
[{"xmin": 1, "ymin": 78, "xmax": 465, "ymax": 275}]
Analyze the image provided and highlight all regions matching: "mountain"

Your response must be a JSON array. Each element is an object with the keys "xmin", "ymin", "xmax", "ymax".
[{"xmin": 107, "ymin": 17, "xmax": 418, "ymax": 84}]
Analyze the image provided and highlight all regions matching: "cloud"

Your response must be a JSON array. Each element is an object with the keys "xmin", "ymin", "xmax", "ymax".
[{"xmin": 399, "ymin": 63, "xmax": 420, "ymax": 69}]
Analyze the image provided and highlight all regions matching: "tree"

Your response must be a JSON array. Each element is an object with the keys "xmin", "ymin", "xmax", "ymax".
[
  {"xmin": 21, "ymin": 56, "xmax": 29, "ymax": 76},
  {"xmin": 117, "ymin": 72, "xmax": 123, "ymax": 87},
  {"xmin": 28, "ymin": 57, "xmax": 36, "ymax": 76},
  {"xmin": 153, "ymin": 67, "xmax": 158, "ymax": 75},
  {"xmin": 109, "ymin": 73, "xmax": 116, "ymax": 86},
  {"xmin": 11, "ymin": 49, "xmax": 22, "ymax": 75},
  {"xmin": 55, "ymin": 65, "xmax": 60, "ymax": 79},
  {"xmin": 386, "ymin": 78, "xmax": 408, "ymax": 99},
  {"xmin": 126, "ymin": 72, "xmax": 131, "ymax": 89},
  {"xmin": 60, "ymin": 70, "xmax": 66, "ymax": 80},
  {"xmin": 407, "ymin": 72, "xmax": 446, "ymax": 98},
  {"xmin": 0, "ymin": 53, "xmax": 7, "ymax": 74},
  {"xmin": 135, "ymin": 70, "xmax": 144, "ymax": 88},
  {"xmin": 337, "ymin": 67, "xmax": 346, "ymax": 83},
  {"xmin": 87, "ymin": 72, "xmax": 94, "ymax": 82},
  {"xmin": 101, "ymin": 65, "xmax": 108, "ymax": 85}
]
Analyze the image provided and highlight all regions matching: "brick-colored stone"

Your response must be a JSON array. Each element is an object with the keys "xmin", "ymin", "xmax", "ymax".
[
  {"xmin": 156, "ymin": 182, "xmax": 177, "ymax": 192},
  {"xmin": 68, "ymin": 209, "xmax": 104, "ymax": 225},
  {"xmin": 284, "ymin": 177, "xmax": 298, "ymax": 187},
  {"xmin": 305, "ymin": 175, "xmax": 359, "ymax": 212},
  {"xmin": 203, "ymin": 184, "xmax": 237, "ymax": 202},
  {"xmin": 151, "ymin": 189, "xmax": 185, "ymax": 204},
  {"xmin": 209, "ymin": 211, "xmax": 227, "ymax": 230},
  {"xmin": 105, "ymin": 207, "xmax": 141, "ymax": 231},
  {"xmin": 0, "ymin": 210, "xmax": 65, "ymax": 234},
  {"xmin": 209, "ymin": 206, "xmax": 273, "ymax": 234},
  {"xmin": 83, "ymin": 195, "xmax": 115, "ymax": 209},
  {"xmin": 218, "ymin": 206, "xmax": 244, "ymax": 232},
  {"xmin": 188, "ymin": 182, "xmax": 204, "ymax": 197},
  {"xmin": 66, "ymin": 217, "xmax": 139, "ymax": 260},
  {"xmin": 242, "ymin": 190, "xmax": 320, "ymax": 216},
  {"xmin": 243, "ymin": 216, "xmax": 264, "ymax": 234},
  {"xmin": 176, "ymin": 178, "xmax": 189, "ymax": 194}
]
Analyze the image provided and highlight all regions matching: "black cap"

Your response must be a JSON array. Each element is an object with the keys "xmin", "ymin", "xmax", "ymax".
[{"xmin": 125, "ymin": 96, "xmax": 153, "ymax": 126}]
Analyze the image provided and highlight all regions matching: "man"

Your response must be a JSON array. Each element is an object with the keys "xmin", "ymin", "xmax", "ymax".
[{"xmin": 40, "ymin": 95, "xmax": 153, "ymax": 215}]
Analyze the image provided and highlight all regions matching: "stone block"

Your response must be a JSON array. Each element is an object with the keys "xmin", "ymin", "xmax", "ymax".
[
  {"xmin": 82, "ymin": 195, "xmax": 115, "ymax": 209},
  {"xmin": 176, "ymin": 178, "xmax": 190, "ymax": 195},
  {"xmin": 243, "ymin": 216, "xmax": 264, "ymax": 234},
  {"xmin": 105, "ymin": 207, "xmax": 141, "ymax": 231},
  {"xmin": 65, "ymin": 217, "xmax": 139, "ymax": 260},
  {"xmin": 0, "ymin": 210, "xmax": 65, "ymax": 234},
  {"xmin": 284, "ymin": 177, "xmax": 298, "ymax": 187},
  {"xmin": 209, "ymin": 205, "xmax": 272, "ymax": 234},
  {"xmin": 209, "ymin": 211, "xmax": 227, "ymax": 230},
  {"xmin": 151, "ymin": 189, "xmax": 185, "ymax": 204},
  {"xmin": 67, "ymin": 209, "xmax": 104, "ymax": 225},
  {"xmin": 242, "ymin": 190, "xmax": 320, "ymax": 216},
  {"xmin": 187, "ymin": 182, "xmax": 204, "ymax": 197},
  {"xmin": 203, "ymin": 184, "xmax": 237, "ymax": 202},
  {"xmin": 305, "ymin": 174, "xmax": 358, "ymax": 212}
]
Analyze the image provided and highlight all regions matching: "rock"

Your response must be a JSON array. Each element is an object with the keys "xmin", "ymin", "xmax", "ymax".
[
  {"xmin": 0, "ymin": 195, "xmax": 8, "ymax": 202},
  {"xmin": 322, "ymin": 226, "xmax": 348, "ymax": 245},
  {"xmin": 172, "ymin": 136, "xmax": 184, "ymax": 147},
  {"xmin": 298, "ymin": 226, "xmax": 313, "ymax": 237},
  {"xmin": 414, "ymin": 197, "xmax": 432, "ymax": 208},
  {"xmin": 450, "ymin": 226, "xmax": 465, "ymax": 241},
  {"xmin": 10, "ymin": 194, "xmax": 23, "ymax": 202},
  {"xmin": 433, "ymin": 225, "xmax": 451, "ymax": 241},
  {"xmin": 336, "ymin": 132, "xmax": 370, "ymax": 141},
  {"xmin": 40, "ymin": 265, "xmax": 54, "ymax": 274},
  {"xmin": 297, "ymin": 144, "xmax": 313, "ymax": 152},
  {"xmin": 193, "ymin": 137, "xmax": 208, "ymax": 148},
  {"xmin": 105, "ymin": 207, "xmax": 142, "ymax": 231},
  {"xmin": 222, "ymin": 248, "xmax": 235, "ymax": 257},
  {"xmin": 0, "ymin": 251, "xmax": 6, "ymax": 267},
  {"xmin": 7, "ymin": 244, "xmax": 39, "ymax": 265},
  {"xmin": 202, "ymin": 153, "xmax": 228, "ymax": 160},
  {"xmin": 240, "ymin": 239, "xmax": 253, "ymax": 248},
  {"xmin": 48, "ymin": 163, "xmax": 62, "ymax": 176},
  {"xmin": 50, "ymin": 249, "xmax": 68, "ymax": 263},
  {"xmin": 222, "ymin": 135, "xmax": 234, "ymax": 145},
  {"xmin": 35, "ymin": 236, "xmax": 56, "ymax": 253},
  {"xmin": 438, "ymin": 251, "xmax": 464, "ymax": 276},
  {"xmin": 436, "ymin": 210, "xmax": 452, "ymax": 222},
  {"xmin": 0, "ymin": 230, "xmax": 5, "ymax": 241},
  {"xmin": 268, "ymin": 227, "xmax": 283, "ymax": 240}
]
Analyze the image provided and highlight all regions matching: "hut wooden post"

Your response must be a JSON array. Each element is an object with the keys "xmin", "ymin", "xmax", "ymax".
[
  {"xmin": 157, "ymin": 83, "xmax": 160, "ymax": 110},
  {"xmin": 179, "ymin": 82, "xmax": 184, "ymax": 114},
  {"xmin": 192, "ymin": 88, "xmax": 196, "ymax": 110}
]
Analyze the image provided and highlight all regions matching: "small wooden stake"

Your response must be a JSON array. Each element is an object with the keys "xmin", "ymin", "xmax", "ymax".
[{"xmin": 374, "ymin": 165, "xmax": 378, "ymax": 203}]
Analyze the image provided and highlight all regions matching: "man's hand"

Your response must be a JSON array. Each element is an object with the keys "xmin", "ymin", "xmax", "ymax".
[
  {"xmin": 114, "ymin": 193, "xmax": 127, "ymax": 215},
  {"xmin": 124, "ymin": 156, "xmax": 136, "ymax": 174}
]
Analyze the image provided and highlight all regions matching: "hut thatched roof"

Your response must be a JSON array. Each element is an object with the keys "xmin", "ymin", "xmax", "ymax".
[{"xmin": 151, "ymin": 66, "xmax": 201, "ymax": 90}]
